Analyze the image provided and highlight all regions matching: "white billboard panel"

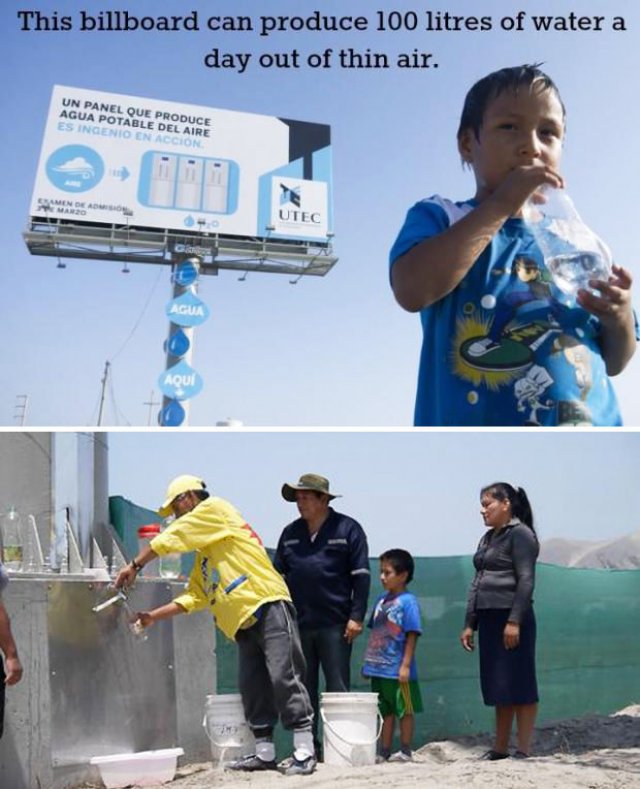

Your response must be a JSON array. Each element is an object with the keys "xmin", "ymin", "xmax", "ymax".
[{"xmin": 29, "ymin": 86, "xmax": 333, "ymax": 244}]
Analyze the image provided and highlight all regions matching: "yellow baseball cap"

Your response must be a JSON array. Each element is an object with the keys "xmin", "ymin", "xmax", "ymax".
[{"xmin": 159, "ymin": 474, "xmax": 206, "ymax": 517}]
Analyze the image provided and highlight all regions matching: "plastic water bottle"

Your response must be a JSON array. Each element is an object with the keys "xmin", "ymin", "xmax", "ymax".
[
  {"xmin": 523, "ymin": 187, "xmax": 612, "ymax": 296},
  {"xmin": 1, "ymin": 507, "xmax": 24, "ymax": 571}
]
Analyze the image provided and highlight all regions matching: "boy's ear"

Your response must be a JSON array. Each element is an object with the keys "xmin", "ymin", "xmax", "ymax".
[{"xmin": 457, "ymin": 129, "xmax": 474, "ymax": 165}]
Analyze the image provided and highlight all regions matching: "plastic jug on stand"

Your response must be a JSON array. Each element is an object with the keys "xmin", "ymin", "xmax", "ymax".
[
  {"xmin": 1, "ymin": 507, "xmax": 24, "ymax": 571},
  {"xmin": 523, "ymin": 186, "xmax": 612, "ymax": 298},
  {"xmin": 137, "ymin": 524, "xmax": 161, "ymax": 577}
]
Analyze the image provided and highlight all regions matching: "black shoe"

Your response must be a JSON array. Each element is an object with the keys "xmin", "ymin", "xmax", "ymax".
[
  {"xmin": 513, "ymin": 750, "xmax": 530, "ymax": 759},
  {"xmin": 226, "ymin": 754, "xmax": 278, "ymax": 771},
  {"xmin": 480, "ymin": 749, "xmax": 509, "ymax": 761},
  {"xmin": 279, "ymin": 753, "xmax": 317, "ymax": 775}
]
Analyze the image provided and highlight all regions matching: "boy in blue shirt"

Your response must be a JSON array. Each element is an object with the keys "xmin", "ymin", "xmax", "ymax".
[
  {"xmin": 363, "ymin": 549, "xmax": 422, "ymax": 762},
  {"xmin": 390, "ymin": 64, "xmax": 637, "ymax": 426}
]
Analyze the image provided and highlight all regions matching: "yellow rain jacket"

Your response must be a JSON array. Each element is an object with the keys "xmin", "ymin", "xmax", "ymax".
[{"xmin": 150, "ymin": 496, "xmax": 290, "ymax": 639}]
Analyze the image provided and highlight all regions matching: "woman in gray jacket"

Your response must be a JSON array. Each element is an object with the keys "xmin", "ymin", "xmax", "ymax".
[{"xmin": 460, "ymin": 482, "xmax": 539, "ymax": 760}]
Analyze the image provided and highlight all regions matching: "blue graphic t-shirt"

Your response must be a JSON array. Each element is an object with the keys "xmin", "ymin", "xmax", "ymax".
[
  {"xmin": 362, "ymin": 591, "xmax": 422, "ymax": 680},
  {"xmin": 389, "ymin": 195, "xmax": 636, "ymax": 426}
]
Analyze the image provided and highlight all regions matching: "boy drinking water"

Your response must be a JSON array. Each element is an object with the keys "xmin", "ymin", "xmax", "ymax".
[
  {"xmin": 390, "ymin": 64, "xmax": 637, "ymax": 426},
  {"xmin": 362, "ymin": 549, "xmax": 422, "ymax": 762}
]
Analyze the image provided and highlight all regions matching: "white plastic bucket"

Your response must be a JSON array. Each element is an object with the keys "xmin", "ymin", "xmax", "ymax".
[
  {"xmin": 321, "ymin": 692, "xmax": 382, "ymax": 767},
  {"xmin": 203, "ymin": 694, "xmax": 255, "ymax": 765}
]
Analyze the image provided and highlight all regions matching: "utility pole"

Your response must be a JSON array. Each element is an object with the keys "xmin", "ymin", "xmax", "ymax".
[
  {"xmin": 97, "ymin": 361, "xmax": 110, "ymax": 426},
  {"xmin": 143, "ymin": 390, "xmax": 161, "ymax": 426},
  {"xmin": 14, "ymin": 394, "xmax": 29, "ymax": 426}
]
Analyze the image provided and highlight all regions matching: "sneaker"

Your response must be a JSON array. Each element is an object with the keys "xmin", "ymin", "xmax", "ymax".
[
  {"xmin": 467, "ymin": 338, "xmax": 501, "ymax": 358},
  {"xmin": 375, "ymin": 753, "xmax": 390, "ymax": 764},
  {"xmin": 279, "ymin": 753, "xmax": 317, "ymax": 776},
  {"xmin": 512, "ymin": 750, "xmax": 530, "ymax": 759},
  {"xmin": 479, "ymin": 749, "xmax": 509, "ymax": 761},
  {"xmin": 388, "ymin": 750, "xmax": 412, "ymax": 762},
  {"xmin": 226, "ymin": 753, "xmax": 278, "ymax": 771}
]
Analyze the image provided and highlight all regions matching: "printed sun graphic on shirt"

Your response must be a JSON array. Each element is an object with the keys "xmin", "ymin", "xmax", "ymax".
[
  {"xmin": 452, "ymin": 313, "xmax": 524, "ymax": 390},
  {"xmin": 453, "ymin": 257, "xmax": 567, "ymax": 390}
]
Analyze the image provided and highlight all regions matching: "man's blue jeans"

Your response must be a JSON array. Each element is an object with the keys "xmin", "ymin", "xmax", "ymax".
[{"xmin": 300, "ymin": 624, "xmax": 352, "ymax": 752}]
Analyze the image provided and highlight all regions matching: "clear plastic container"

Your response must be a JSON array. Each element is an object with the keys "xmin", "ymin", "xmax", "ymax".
[
  {"xmin": 1, "ymin": 507, "xmax": 24, "ymax": 571},
  {"xmin": 137, "ymin": 523, "xmax": 161, "ymax": 577},
  {"xmin": 128, "ymin": 616, "xmax": 149, "ymax": 642},
  {"xmin": 159, "ymin": 551, "xmax": 182, "ymax": 579},
  {"xmin": 523, "ymin": 187, "xmax": 612, "ymax": 297}
]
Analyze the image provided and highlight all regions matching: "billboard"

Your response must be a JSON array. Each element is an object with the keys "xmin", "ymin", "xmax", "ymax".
[{"xmin": 29, "ymin": 86, "xmax": 333, "ymax": 244}]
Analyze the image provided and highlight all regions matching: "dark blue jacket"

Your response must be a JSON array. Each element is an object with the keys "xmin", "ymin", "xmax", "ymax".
[{"xmin": 274, "ymin": 509, "xmax": 370, "ymax": 630}]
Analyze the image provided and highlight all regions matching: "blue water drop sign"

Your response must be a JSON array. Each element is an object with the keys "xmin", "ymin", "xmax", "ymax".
[
  {"xmin": 158, "ymin": 360, "xmax": 204, "ymax": 401},
  {"xmin": 166, "ymin": 291, "xmax": 210, "ymax": 327},
  {"xmin": 174, "ymin": 260, "xmax": 199, "ymax": 287},
  {"xmin": 159, "ymin": 399, "xmax": 186, "ymax": 427},
  {"xmin": 164, "ymin": 328, "xmax": 191, "ymax": 358},
  {"xmin": 46, "ymin": 145, "xmax": 104, "ymax": 193}
]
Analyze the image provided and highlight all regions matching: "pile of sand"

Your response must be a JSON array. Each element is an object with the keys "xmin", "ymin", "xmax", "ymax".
[{"xmin": 81, "ymin": 706, "xmax": 640, "ymax": 789}]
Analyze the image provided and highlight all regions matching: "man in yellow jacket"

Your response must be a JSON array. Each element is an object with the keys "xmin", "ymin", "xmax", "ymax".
[{"xmin": 115, "ymin": 474, "xmax": 316, "ymax": 776}]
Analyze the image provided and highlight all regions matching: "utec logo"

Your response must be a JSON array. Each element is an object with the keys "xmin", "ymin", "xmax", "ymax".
[
  {"xmin": 280, "ymin": 183, "xmax": 301, "ymax": 208},
  {"xmin": 278, "ymin": 182, "xmax": 321, "ymax": 224}
]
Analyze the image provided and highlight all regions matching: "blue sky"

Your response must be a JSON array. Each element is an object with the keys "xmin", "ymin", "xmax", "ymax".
[
  {"xmin": 2, "ymin": 0, "xmax": 639, "ymax": 426},
  {"xmin": 108, "ymin": 430, "xmax": 640, "ymax": 555}
]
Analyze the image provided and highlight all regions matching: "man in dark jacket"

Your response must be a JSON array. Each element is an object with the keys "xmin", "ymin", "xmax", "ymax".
[{"xmin": 274, "ymin": 474, "xmax": 370, "ymax": 758}]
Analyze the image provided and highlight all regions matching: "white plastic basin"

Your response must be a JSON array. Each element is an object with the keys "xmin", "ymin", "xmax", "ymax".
[{"xmin": 90, "ymin": 747, "xmax": 184, "ymax": 788}]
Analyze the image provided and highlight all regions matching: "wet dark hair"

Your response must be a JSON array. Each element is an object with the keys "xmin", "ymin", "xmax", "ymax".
[
  {"xmin": 480, "ymin": 482, "xmax": 536, "ymax": 537},
  {"xmin": 457, "ymin": 63, "xmax": 566, "ymax": 142},
  {"xmin": 193, "ymin": 488, "xmax": 210, "ymax": 503},
  {"xmin": 380, "ymin": 549, "xmax": 414, "ymax": 584}
]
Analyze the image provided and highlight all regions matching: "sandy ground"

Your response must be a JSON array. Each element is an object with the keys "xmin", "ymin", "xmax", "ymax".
[{"xmin": 83, "ymin": 705, "xmax": 640, "ymax": 789}]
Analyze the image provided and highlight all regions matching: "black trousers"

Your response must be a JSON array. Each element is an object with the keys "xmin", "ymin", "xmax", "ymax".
[{"xmin": 300, "ymin": 624, "xmax": 352, "ymax": 747}]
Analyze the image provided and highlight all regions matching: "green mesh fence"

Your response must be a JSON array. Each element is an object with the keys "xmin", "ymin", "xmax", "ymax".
[
  {"xmin": 216, "ymin": 557, "xmax": 640, "ymax": 751},
  {"xmin": 109, "ymin": 498, "xmax": 640, "ymax": 749}
]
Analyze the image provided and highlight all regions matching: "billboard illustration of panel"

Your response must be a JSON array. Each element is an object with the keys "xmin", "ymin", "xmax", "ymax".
[{"xmin": 29, "ymin": 86, "xmax": 333, "ymax": 244}]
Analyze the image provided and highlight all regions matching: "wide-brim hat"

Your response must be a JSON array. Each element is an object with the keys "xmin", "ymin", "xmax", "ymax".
[
  {"xmin": 159, "ymin": 474, "xmax": 206, "ymax": 517},
  {"xmin": 281, "ymin": 473, "xmax": 341, "ymax": 502}
]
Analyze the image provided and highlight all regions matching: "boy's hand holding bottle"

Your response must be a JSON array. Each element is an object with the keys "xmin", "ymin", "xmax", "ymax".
[{"xmin": 577, "ymin": 263, "xmax": 634, "ymax": 323}]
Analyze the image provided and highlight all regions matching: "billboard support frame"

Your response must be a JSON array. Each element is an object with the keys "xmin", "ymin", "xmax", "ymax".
[{"xmin": 23, "ymin": 215, "xmax": 338, "ymax": 277}]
